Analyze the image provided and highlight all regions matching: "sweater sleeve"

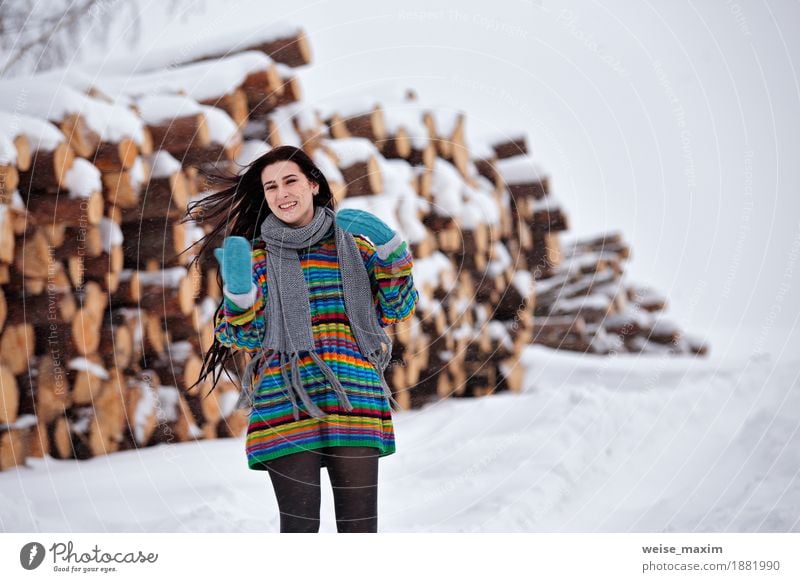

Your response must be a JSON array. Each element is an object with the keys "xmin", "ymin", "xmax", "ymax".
[
  {"xmin": 213, "ymin": 245, "xmax": 268, "ymax": 352},
  {"xmin": 354, "ymin": 233, "xmax": 419, "ymax": 327}
]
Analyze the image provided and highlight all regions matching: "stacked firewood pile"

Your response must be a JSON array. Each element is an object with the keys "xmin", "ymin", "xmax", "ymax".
[{"xmin": 0, "ymin": 22, "xmax": 707, "ymax": 470}]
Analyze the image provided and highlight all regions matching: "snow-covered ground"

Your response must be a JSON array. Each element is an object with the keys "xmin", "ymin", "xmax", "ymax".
[{"xmin": 1, "ymin": 347, "xmax": 797, "ymax": 532}]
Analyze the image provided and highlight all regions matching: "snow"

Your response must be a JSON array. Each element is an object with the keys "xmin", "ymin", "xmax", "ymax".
[
  {"xmin": 383, "ymin": 107, "xmax": 430, "ymax": 148},
  {"xmin": 67, "ymin": 358, "xmax": 109, "ymax": 380},
  {"xmin": 605, "ymin": 305, "xmax": 654, "ymax": 329},
  {"xmin": 99, "ymin": 217, "xmax": 123, "ymax": 254},
  {"xmin": 412, "ymin": 251, "xmax": 455, "ymax": 295},
  {"xmin": 99, "ymin": 51, "xmax": 274, "ymax": 103},
  {"xmin": 156, "ymin": 386, "xmax": 181, "ymax": 423},
  {"xmin": 182, "ymin": 220, "xmax": 206, "ymax": 253},
  {"xmin": 487, "ymin": 320, "xmax": 514, "ymax": 350},
  {"xmin": 0, "ymin": 80, "xmax": 146, "ymax": 145},
  {"xmin": 236, "ymin": 140, "xmax": 270, "ymax": 167},
  {"xmin": 80, "ymin": 21, "xmax": 301, "ymax": 75},
  {"xmin": 63, "ymin": 158, "xmax": 101, "ymax": 199},
  {"xmin": 199, "ymin": 105, "xmax": 239, "ymax": 146},
  {"xmin": 322, "ymin": 137, "xmax": 379, "ymax": 167},
  {"xmin": 135, "ymin": 95, "xmax": 201, "ymax": 125},
  {"xmin": 0, "ymin": 414, "xmax": 37, "ymax": 431},
  {"xmin": 264, "ymin": 104, "xmax": 302, "ymax": 147},
  {"xmin": 0, "ymin": 134, "xmax": 14, "ymax": 165},
  {"xmin": 0, "ymin": 111, "xmax": 64, "ymax": 152},
  {"xmin": 462, "ymin": 181, "xmax": 500, "ymax": 228},
  {"xmin": 426, "ymin": 107, "xmax": 464, "ymax": 137},
  {"xmin": 487, "ymin": 241, "xmax": 512, "ymax": 278},
  {"xmin": 129, "ymin": 157, "xmax": 147, "ymax": 188},
  {"xmin": 137, "ymin": 267, "xmax": 187, "ymax": 288},
  {"xmin": 429, "ymin": 158, "xmax": 464, "ymax": 217},
  {"xmin": 311, "ymin": 148, "xmax": 342, "ymax": 183},
  {"xmin": 494, "ymin": 154, "xmax": 548, "ymax": 186},
  {"xmin": 511, "ymin": 270, "xmax": 535, "ymax": 299},
  {"xmin": 551, "ymin": 292, "xmax": 611, "ymax": 313},
  {"xmin": 316, "ymin": 95, "xmax": 380, "ymax": 120},
  {"xmin": 116, "ymin": 308, "xmax": 145, "ymax": 347},
  {"xmin": 197, "ymin": 296, "xmax": 220, "ymax": 325},
  {"xmin": 147, "ymin": 150, "xmax": 181, "ymax": 179},
  {"xmin": 132, "ymin": 375, "xmax": 157, "ymax": 445},
  {"xmin": 1, "ymin": 350, "xmax": 795, "ymax": 532}
]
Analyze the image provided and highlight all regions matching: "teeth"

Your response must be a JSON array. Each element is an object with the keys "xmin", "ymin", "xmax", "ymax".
[{"xmin": 279, "ymin": 201, "xmax": 297, "ymax": 209}]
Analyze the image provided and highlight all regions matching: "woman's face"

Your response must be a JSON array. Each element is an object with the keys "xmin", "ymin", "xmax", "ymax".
[{"xmin": 261, "ymin": 160, "xmax": 318, "ymax": 227}]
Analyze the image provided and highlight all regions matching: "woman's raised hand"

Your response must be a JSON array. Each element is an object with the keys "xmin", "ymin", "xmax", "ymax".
[
  {"xmin": 335, "ymin": 208, "xmax": 396, "ymax": 245},
  {"xmin": 213, "ymin": 236, "xmax": 253, "ymax": 294}
]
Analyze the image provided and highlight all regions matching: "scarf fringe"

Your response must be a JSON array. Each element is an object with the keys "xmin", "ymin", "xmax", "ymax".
[
  {"xmin": 309, "ymin": 351, "xmax": 354, "ymax": 415},
  {"xmin": 365, "ymin": 346, "xmax": 402, "ymax": 411},
  {"xmin": 237, "ymin": 346, "xmax": 401, "ymax": 418}
]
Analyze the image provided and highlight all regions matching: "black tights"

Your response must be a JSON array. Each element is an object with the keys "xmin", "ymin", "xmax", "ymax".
[{"xmin": 264, "ymin": 446, "xmax": 379, "ymax": 533}]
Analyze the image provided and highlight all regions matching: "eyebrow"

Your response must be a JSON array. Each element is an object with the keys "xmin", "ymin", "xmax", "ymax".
[{"xmin": 263, "ymin": 173, "xmax": 299, "ymax": 187}]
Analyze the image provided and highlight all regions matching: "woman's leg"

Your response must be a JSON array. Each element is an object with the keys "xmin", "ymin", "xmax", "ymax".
[
  {"xmin": 323, "ymin": 446, "xmax": 380, "ymax": 533},
  {"xmin": 264, "ymin": 450, "xmax": 323, "ymax": 533}
]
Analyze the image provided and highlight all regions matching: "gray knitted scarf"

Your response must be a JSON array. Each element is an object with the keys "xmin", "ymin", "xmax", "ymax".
[{"xmin": 237, "ymin": 205, "xmax": 399, "ymax": 420}]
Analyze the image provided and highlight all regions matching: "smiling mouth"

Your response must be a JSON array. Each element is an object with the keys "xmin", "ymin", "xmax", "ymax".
[{"xmin": 279, "ymin": 201, "xmax": 298, "ymax": 210}]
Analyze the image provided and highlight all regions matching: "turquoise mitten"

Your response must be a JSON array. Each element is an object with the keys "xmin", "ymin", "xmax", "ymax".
[{"xmin": 213, "ymin": 236, "xmax": 253, "ymax": 294}]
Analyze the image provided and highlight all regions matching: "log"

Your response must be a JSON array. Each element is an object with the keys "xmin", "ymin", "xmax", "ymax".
[
  {"xmin": 93, "ymin": 138, "xmax": 138, "ymax": 172},
  {"xmin": 68, "ymin": 354, "xmax": 109, "ymax": 406},
  {"xmin": 111, "ymin": 270, "xmax": 141, "ymax": 305},
  {"xmin": 83, "ymin": 246, "xmax": 124, "ymax": 293},
  {"xmin": 491, "ymin": 135, "xmax": 528, "ymax": 159},
  {"xmin": 272, "ymin": 71, "xmax": 303, "ymax": 108},
  {"xmin": 121, "ymin": 218, "xmax": 187, "ymax": 268},
  {"xmin": 98, "ymin": 311, "xmax": 134, "ymax": 370},
  {"xmin": 531, "ymin": 207, "xmax": 569, "ymax": 233},
  {"xmin": 13, "ymin": 229, "xmax": 54, "ymax": 279},
  {"xmin": 4, "ymin": 287, "xmax": 77, "ymax": 326},
  {"xmin": 338, "ymin": 157, "xmax": 383, "ymax": 197},
  {"xmin": 36, "ymin": 353, "xmax": 71, "ymax": 425},
  {"xmin": 91, "ymin": 367, "xmax": 127, "ymax": 454},
  {"xmin": 150, "ymin": 341, "xmax": 203, "ymax": 392},
  {"xmin": 0, "ymin": 364, "xmax": 19, "ymax": 425},
  {"xmin": 0, "ymin": 165, "xmax": 18, "ymax": 197},
  {"xmin": 0, "ymin": 418, "xmax": 36, "ymax": 471},
  {"xmin": 53, "ymin": 224, "xmax": 104, "ymax": 258},
  {"xmin": 0, "ymin": 205, "xmax": 15, "ymax": 263},
  {"xmin": 123, "ymin": 370, "xmax": 159, "ymax": 448},
  {"xmin": 327, "ymin": 106, "xmax": 386, "ymax": 142},
  {"xmin": 0, "ymin": 323, "xmax": 35, "ymax": 375},
  {"xmin": 25, "ymin": 190, "xmax": 104, "ymax": 227},
  {"xmin": 248, "ymin": 28, "xmax": 312, "ymax": 67},
  {"xmin": 58, "ymin": 113, "xmax": 100, "ymax": 158},
  {"xmin": 146, "ymin": 114, "xmax": 210, "ymax": 159},
  {"xmin": 101, "ymin": 157, "xmax": 149, "ymax": 209},
  {"xmin": 137, "ymin": 267, "xmax": 198, "ymax": 316},
  {"xmin": 16, "ymin": 143, "xmax": 74, "ymax": 191},
  {"xmin": 200, "ymin": 88, "xmax": 249, "ymax": 127}
]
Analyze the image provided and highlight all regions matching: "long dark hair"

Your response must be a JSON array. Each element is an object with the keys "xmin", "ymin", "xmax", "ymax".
[{"xmin": 182, "ymin": 145, "xmax": 335, "ymax": 396}]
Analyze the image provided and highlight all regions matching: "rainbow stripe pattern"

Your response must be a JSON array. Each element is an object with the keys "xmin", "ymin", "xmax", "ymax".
[{"xmin": 214, "ymin": 230, "xmax": 418, "ymax": 470}]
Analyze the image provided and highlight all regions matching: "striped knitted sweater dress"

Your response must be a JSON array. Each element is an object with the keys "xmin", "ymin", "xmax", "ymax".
[{"xmin": 214, "ymin": 224, "xmax": 418, "ymax": 471}]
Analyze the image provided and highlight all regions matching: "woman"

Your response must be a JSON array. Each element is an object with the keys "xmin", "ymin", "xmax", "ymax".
[{"xmin": 187, "ymin": 145, "xmax": 418, "ymax": 533}]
